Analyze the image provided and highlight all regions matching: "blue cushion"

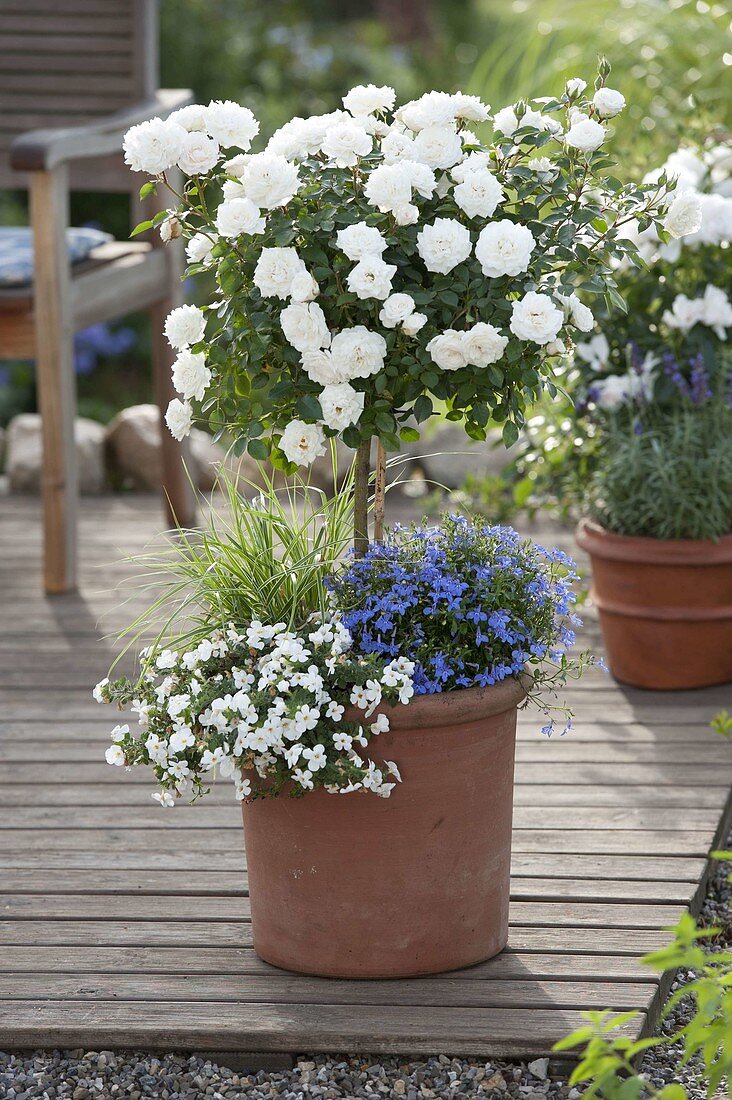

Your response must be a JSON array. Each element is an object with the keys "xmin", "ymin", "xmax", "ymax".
[{"xmin": 0, "ymin": 226, "xmax": 114, "ymax": 288}]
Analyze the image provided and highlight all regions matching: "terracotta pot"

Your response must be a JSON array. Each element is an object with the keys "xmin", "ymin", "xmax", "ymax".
[
  {"xmin": 576, "ymin": 519, "xmax": 732, "ymax": 690},
  {"xmin": 241, "ymin": 678, "xmax": 526, "ymax": 978}
]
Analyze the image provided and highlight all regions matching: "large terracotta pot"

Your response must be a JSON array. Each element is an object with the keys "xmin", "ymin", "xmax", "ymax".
[
  {"xmin": 576, "ymin": 519, "xmax": 732, "ymax": 690},
  {"xmin": 241, "ymin": 678, "xmax": 526, "ymax": 979}
]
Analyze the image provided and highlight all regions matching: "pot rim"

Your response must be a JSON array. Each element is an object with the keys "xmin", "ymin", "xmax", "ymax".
[
  {"xmin": 575, "ymin": 518, "xmax": 732, "ymax": 565},
  {"xmin": 348, "ymin": 676, "xmax": 528, "ymax": 730}
]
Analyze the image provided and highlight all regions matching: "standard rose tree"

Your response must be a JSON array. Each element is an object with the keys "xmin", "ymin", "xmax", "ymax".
[{"xmin": 123, "ymin": 64, "xmax": 681, "ymax": 545}]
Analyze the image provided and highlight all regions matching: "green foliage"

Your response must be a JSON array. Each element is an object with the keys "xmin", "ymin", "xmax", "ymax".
[
  {"xmin": 711, "ymin": 709, "xmax": 732, "ymax": 739},
  {"xmin": 586, "ymin": 402, "xmax": 732, "ymax": 540}
]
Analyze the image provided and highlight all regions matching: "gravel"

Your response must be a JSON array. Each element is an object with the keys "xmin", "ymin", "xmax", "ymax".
[{"xmin": 2, "ymin": 830, "xmax": 729, "ymax": 1100}]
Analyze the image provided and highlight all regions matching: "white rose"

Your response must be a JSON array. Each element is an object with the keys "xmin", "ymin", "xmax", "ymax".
[
  {"xmin": 280, "ymin": 302, "xmax": 331, "ymax": 352},
  {"xmin": 380, "ymin": 130, "xmax": 416, "ymax": 164},
  {"xmin": 527, "ymin": 156, "xmax": 557, "ymax": 177},
  {"xmin": 159, "ymin": 215, "xmax": 181, "ymax": 243},
  {"xmin": 453, "ymin": 168, "xmax": 504, "ymax": 218},
  {"xmin": 451, "ymin": 93, "xmax": 490, "ymax": 123},
  {"xmin": 462, "ymin": 323, "xmax": 508, "ymax": 367},
  {"xmin": 416, "ymin": 217, "xmax": 472, "ymax": 274},
  {"xmin": 301, "ymin": 349, "xmax": 345, "ymax": 386},
  {"xmin": 186, "ymin": 232, "xmax": 214, "ymax": 265},
  {"xmin": 475, "ymin": 220, "xmax": 535, "ymax": 277},
  {"xmin": 253, "ymin": 247, "xmax": 306, "ymax": 299},
  {"xmin": 591, "ymin": 374, "xmax": 631, "ymax": 410},
  {"xmin": 204, "ymin": 100, "xmax": 259, "ymax": 149},
  {"xmin": 379, "ymin": 293, "xmax": 416, "ymax": 328},
  {"xmin": 346, "ymin": 256, "xmax": 397, "ymax": 301},
  {"xmin": 171, "ymin": 350, "xmax": 211, "ymax": 401},
  {"xmin": 165, "ymin": 398, "xmax": 193, "ymax": 440},
  {"xmin": 412, "ymin": 124, "xmax": 463, "ymax": 170},
  {"xmin": 322, "ymin": 119, "xmax": 372, "ymax": 167},
  {"xmin": 393, "ymin": 203, "xmax": 419, "ymax": 226},
  {"xmin": 510, "ymin": 291, "xmax": 564, "ymax": 345},
  {"xmin": 558, "ymin": 292, "xmax": 594, "ymax": 333},
  {"xmin": 289, "ymin": 270, "xmax": 319, "ymax": 302},
  {"xmin": 164, "ymin": 304, "xmax": 206, "ymax": 349},
  {"xmin": 565, "ymin": 118, "xmax": 606, "ymax": 153},
  {"xmin": 402, "ymin": 312, "xmax": 427, "ymax": 336},
  {"xmin": 701, "ymin": 284, "xmax": 732, "ymax": 339},
  {"xmin": 215, "ymin": 197, "xmax": 266, "ymax": 238},
  {"xmin": 575, "ymin": 332, "xmax": 610, "ymax": 371},
  {"xmin": 343, "ymin": 84, "xmax": 396, "ymax": 116},
  {"xmin": 398, "ymin": 91, "xmax": 457, "ymax": 131},
  {"xmin": 427, "ymin": 330, "xmax": 468, "ymax": 372},
  {"xmin": 565, "ymin": 77, "xmax": 587, "ymax": 96},
  {"xmin": 687, "ymin": 192, "xmax": 732, "ymax": 245},
  {"xmin": 240, "ymin": 152, "xmax": 300, "ymax": 209},
  {"xmin": 660, "ymin": 148, "xmax": 707, "ymax": 192},
  {"xmin": 266, "ymin": 118, "xmax": 310, "ymax": 160},
  {"xmin": 364, "ymin": 162, "xmax": 413, "ymax": 213},
  {"xmin": 177, "ymin": 131, "xmax": 220, "ymax": 175},
  {"xmin": 451, "ymin": 151, "xmax": 492, "ymax": 183},
  {"xmin": 168, "ymin": 104, "xmax": 208, "ymax": 132},
  {"xmin": 662, "ymin": 293, "xmax": 705, "ymax": 332},
  {"xmin": 330, "ymin": 326, "xmax": 387, "ymax": 380},
  {"xmin": 664, "ymin": 190, "xmax": 704, "ymax": 239},
  {"xmin": 318, "ymin": 382, "xmax": 365, "ymax": 430},
  {"xmin": 492, "ymin": 104, "xmax": 548, "ymax": 137},
  {"xmin": 336, "ymin": 223, "xmax": 387, "ymax": 260},
  {"xmin": 592, "ymin": 87, "xmax": 625, "ymax": 118},
  {"xmin": 123, "ymin": 117, "xmax": 186, "ymax": 174},
  {"xmin": 406, "ymin": 160, "xmax": 437, "ymax": 198},
  {"xmin": 279, "ymin": 420, "xmax": 326, "ymax": 466}
]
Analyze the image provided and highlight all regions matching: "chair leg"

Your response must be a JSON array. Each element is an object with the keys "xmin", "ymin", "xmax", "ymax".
[{"xmin": 30, "ymin": 166, "xmax": 77, "ymax": 593}]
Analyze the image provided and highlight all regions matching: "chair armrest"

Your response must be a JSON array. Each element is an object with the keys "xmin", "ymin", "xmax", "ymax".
[{"xmin": 10, "ymin": 88, "xmax": 193, "ymax": 172}]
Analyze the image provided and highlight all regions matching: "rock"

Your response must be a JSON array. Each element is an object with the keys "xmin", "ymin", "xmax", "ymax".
[
  {"xmin": 189, "ymin": 428, "xmax": 230, "ymax": 492},
  {"xmin": 6, "ymin": 412, "xmax": 105, "ymax": 494},
  {"xmin": 411, "ymin": 421, "xmax": 516, "ymax": 489},
  {"xmin": 105, "ymin": 404, "xmax": 163, "ymax": 490},
  {"xmin": 481, "ymin": 1071, "xmax": 507, "ymax": 1091},
  {"xmin": 527, "ymin": 1059, "xmax": 549, "ymax": 1081}
]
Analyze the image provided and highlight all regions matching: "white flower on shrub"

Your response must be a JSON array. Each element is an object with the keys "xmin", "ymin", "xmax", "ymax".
[
  {"xmin": 687, "ymin": 192, "xmax": 732, "ymax": 245},
  {"xmin": 177, "ymin": 132, "xmax": 220, "ymax": 175},
  {"xmin": 592, "ymin": 87, "xmax": 625, "ymax": 118},
  {"xmin": 280, "ymin": 302, "xmax": 331, "ymax": 352},
  {"xmin": 301, "ymin": 349, "xmax": 345, "ymax": 386},
  {"xmin": 663, "ymin": 191, "xmax": 703, "ymax": 238},
  {"xmin": 336, "ymin": 222, "xmax": 387, "ymax": 260},
  {"xmin": 279, "ymin": 420, "xmax": 327, "ymax": 466},
  {"xmin": 398, "ymin": 90, "xmax": 459, "ymax": 131},
  {"xmin": 475, "ymin": 220, "xmax": 535, "ymax": 277},
  {"xmin": 565, "ymin": 116, "xmax": 606, "ymax": 153},
  {"xmin": 663, "ymin": 284, "xmax": 732, "ymax": 339},
  {"xmin": 662, "ymin": 293, "xmax": 706, "ymax": 333},
  {"xmin": 165, "ymin": 398, "xmax": 193, "ymax": 440},
  {"xmin": 701, "ymin": 284, "xmax": 732, "ymax": 338},
  {"xmin": 452, "ymin": 93, "xmax": 491, "ymax": 123},
  {"xmin": 330, "ymin": 326, "xmax": 387, "ymax": 379},
  {"xmin": 412, "ymin": 124, "xmax": 463, "ymax": 170},
  {"xmin": 289, "ymin": 270, "xmax": 319, "ymax": 302},
  {"xmin": 427, "ymin": 330, "xmax": 468, "ymax": 371},
  {"xmin": 172, "ymin": 350, "xmax": 211, "ymax": 402},
  {"xmin": 527, "ymin": 156, "xmax": 557, "ymax": 177},
  {"xmin": 164, "ymin": 304, "xmax": 206, "ymax": 350},
  {"xmin": 492, "ymin": 104, "xmax": 552, "ymax": 137},
  {"xmin": 185, "ymin": 233, "xmax": 214, "ymax": 265},
  {"xmin": 402, "ymin": 312, "xmax": 427, "ymax": 336},
  {"xmin": 215, "ymin": 197, "xmax": 265, "ymax": 238},
  {"xmin": 169, "ymin": 104, "xmax": 208, "ymax": 132},
  {"xmin": 203, "ymin": 100, "xmax": 259, "ymax": 149},
  {"xmin": 558, "ymin": 292, "xmax": 594, "ymax": 333},
  {"xmin": 253, "ymin": 247, "xmax": 306, "ymax": 299},
  {"xmin": 123, "ymin": 117, "xmax": 186, "ymax": 174},
  {"xmin": 379, "ymin": 293, "xmax": 416, "ymax": 328},
  {"xmin": 565, "ymin": 77, "xmax": 587, "ymax": 97},
  {"xmin": 346, "ymin": 256, "xmax": 397, "ymax": 300},
  {"xmin": 453, "ymin": 168, "xmax": 504, "ymax": 219},
  {"xmin": 380, "ymin": 130, "xmax": 416, "ymax": 163},
  {"xmin": 343, "ymin": 84, "xmax": 396, "ymax": 116},
  {"xmin": 462, "ymin": 322, "xmax": 508, "ymax": 367},
  {"xmin": 417, "ymin": 217, "xmax": 472, "ymax": 274},
  {"xmin": 238, "ymin": 151, "xmax": 300, "ymax": 209},
  {"xmin": 322, "ymin": 118, "xmax": 372, "ymax": 166},
  {"xmin": 510, "ymin": 291, "xmax": 564, "ymax": 344},
  {"xmin": 318, "ymin": 382, "xmax": 365, "ymax": 431},
  {"xmin": 364, "ymin": 162, "xmax": 415, "ymax": 214},
  {"xmin": 575, "ymin": 332, "xmax": 610, "ymax": 371}
]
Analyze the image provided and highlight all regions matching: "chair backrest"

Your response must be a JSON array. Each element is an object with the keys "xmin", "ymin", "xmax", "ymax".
[{"xmin": 0, "ymin": 0, "xmax": 159, "ymax": 191}]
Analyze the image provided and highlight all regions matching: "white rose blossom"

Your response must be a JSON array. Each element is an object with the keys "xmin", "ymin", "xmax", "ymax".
[
  {"xmin": 378, "ymin": 293, "xmax": 416, "ymax": 328},
  {"xmin": 185, "ymin": 233, "xmax": 214, "ymax": 265},
  {"xmin": 402, "ymin": 312, "xmax": 427, "ymax": 336},
  {"xmin": 475, "ymin": 220, "xmax": 535, "ymax": 277},
  {"xmin": 279, "ymin": 420, "xmax": 327, "ymax": 466},
  {"xmin": 279, "ymin": 302, "xmax": 331, "ymax": 352},
  {"xmin": 510, "ymin": 291, "xmax": 564, "ymax": 345},
  {"xmin": 412, "ymin": 125, "xmax": 464, "ymax": 170},
  {"xmin": 123, "ymin": 117, "xmax": 186, "ymax": 174},
  {"xmin": 300, "ymin": 349, "xmax": 345, "ymax": 386},
  {"xmin": 565, "ymin": 117, "xmax": 606, "ymax": 154},
  {"xmin": 204, "ymin": 100, "xmax": 259, "ymax": 149},
  {"xmin": 663, "ymin": 191, "xmax": 704, "ymax": 238},
  {"xmin": 169, "ymin": 103, "xmax": 208, "ymax": 132},
  {"xmin": 558, "ymin": 292, "xmax": 594, "ymax": 333},
  {"xmin": 346, "ymin": 256, "xmax": 397, "ymax": 301},
  {"xmin": 164, "ymin": 304, "xmax": 206, "ymax": 350},
  {"xmin": 177, "ymin": 131, "xmax": 220, "ymax": 175},
  {"xmin": 322, "ymin": 119, "xmax": 372, "ymax": 167},
  {"xmin": 171, "ymin": 350, "xmax": 211, "ymax": 402},
  {"xmin": 289, "ymin": 270, "xmax": 319, "ymax": 302},
  {"xmin": 336, "ymin": 222, "xmax": 388, "ymax": 260},
  {"xmin": 416, "ymin": 217, "xmax": 472, "ymax": 274},
  {"xmin": 318, "ymin": 382, "xmax": 365, "ymax": 430},
  {"xmin": 215, "ymin": 197, "xmax": 266, "ymax": 238},
  {"xmin": 239, "ymin": 152, "xmax": 300, "ymax": 209},
  {"xmin": 165, "ymin": 398, "xmax": 193, "ymax": 440},
  {"xmin": 343, "ymin": 84, "xmax": 396, "ymax": 116},
  {"xmin": 462, "ymin": 323, "xmax": 508, "ymax": 367},
  {"xmin": 592, "ymin": 87, "xmax": 625, "ymax": 118},
  {"xmin": 253, "ymin": 247, "xmax": 306, "ymax": 299},
  {"xmin": 427, "ymin": 330, "xmax": 468, "ymax": 372},
  {"xmin": 453, "ymin": 168, "xmax": 504, "ymax": 219},
  {"xmin": 330, "ymin": 327, "xmax": 387, "ymax": 380}
]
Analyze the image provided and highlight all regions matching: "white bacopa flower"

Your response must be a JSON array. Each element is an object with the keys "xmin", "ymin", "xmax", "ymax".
[
  {"xmin": 302, "ymin": 743, "xmax": 328, "ymax": 771},
  {"xmin": 204, "ymin": 100, "xmax": 259, "ymax": 149},
  {"xmin": 663, "ymin": 190, "xmax": 704, "ymax": 239},
  {"xmin": 343, "ymin": 84, "xmax": 396, "ymax": 116},
  {"xmin": 402, "ymin": 311, "xmax": 427, "ymax": 336},
  {"xmin": 177, "ymin": 131, "xmax": 220, "ymax": 175},
  {"xmin": 300, "ymin": 349, "xmax": 345, "ymax": 386},
  {"xmin": 416, "ymin": 217, "xmax": 472, "ymax": 274},
  {"xmin": 185, "ymin": 234, "xmax": 214, "ymax": 268},
  {"xmin": 336, "ymin": 222, "xmax": 387, "ymax": 260},
  {"xmin": 105, "ymin": 744, "xmax": 126, "ymax": 766},
  {"xmin": 168, "ymin": 103, "xmax": 208, "ymax": 132},
  {"xmin": 279, "ymin": 420, "xmax": 327, "ymax": 466},
  {"xmin": 462, "ymin": 322, "xmax": 508, "ymax": 367},
  {"xmin": 412, "ymin": 124, "xmax": 463, "ymax": 170},
  {"xmin": 453, "ymin": 167, "xmax": 504, "ymax": 219},
  {"xmin": 164, "ymin": 304, "xmax": 206, "ymax": 350},
  {"xmin": 426, "ymin": 330, "xmax": 468, "ymax": 372},
  {"xmin": 558, "ymin": 292, "xmax": 594, "ymax": 333},
  {"xmin": 172, "ymin": 350, "xmax": 211, "ymax": 402},
  {"xmin": 332, "ymin": 730, "xmax": 352, "ymax": 751},
  {"xmin": 292, "ymin": 767, "xmax": 314, "ymax": 790},
  {"xmin": 509, "ymin": 291, "xmax": 564, "ymax": 345},
  {"xmin": 322, "ymin": 119, "xmax": 372, "ymax": 167},
  {"xmin": 318, "ymin": 382, "xmax": 365, "ymax": 431},
  {"xmin": 565, "ymin": 117, "xmax": 606, "ymax": 154},
  {"xmin": 346, "ymin": 256, "xmax": 397, "ymax": 301},
  {"xmin": 330, "ymin": 326, "xmax": 387, "ymax": 380},
  {"xmin": 364, "ymin": 162, "xmax": 414, "ymax": 214},
  {"xmin": 379, "ymin": 292, "xmax": 416, "ymax": 328},
  {"xmin": 92, "ymin": 677, "xmax": 109, "ymax": 702},
  {"xmin": 239, "ymin": 151, "xmax": 300, "ymax": 209},
  {"xmin": 289, "ymin": 270, "xmax": 319, "ymax": 302},
  {"xmin": 380, "ymin": 129, "xmax": 416, "ymax": 164},
  {"xmin": 152, "ymin": 789, "xmax": 176, "ymax": 808},
  {"xmin": 110, "ymin": 723, "xmax": 129, "ymax": 743},
  {"xmin": 280, "ymin": 301, "xmax": 331, "ymax": 352},
  {"xmin": 215, "ymin": 196, "xmax": 266, "ymax": 238},
  {"xmin": 253, "ymin": 247, "xmax": 306, "ymax": 299},
  {"xmin": 165, "ymin": 397, "xmax": 193, "ymax": 440},
  {"xmin": 123, "ymin": 117, "xmax": 186, "ymax": 174},
  {"xmin": 475, "ymin": 220, "xmax": 535, "ymax": 277},
  {"xmin": 592, "ymin": 87, "xmax": 625, "ymax": 118}
]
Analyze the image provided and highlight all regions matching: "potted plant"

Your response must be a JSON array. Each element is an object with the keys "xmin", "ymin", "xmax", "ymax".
[{"xmin": 96, "ymin": 69, "xmax": 679, "ymax": 977}]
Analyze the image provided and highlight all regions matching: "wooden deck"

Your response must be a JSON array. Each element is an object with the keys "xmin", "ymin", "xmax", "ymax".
[{"xmin": 1, "ymin": 494, "xmax": 731, "ymax": 1060}]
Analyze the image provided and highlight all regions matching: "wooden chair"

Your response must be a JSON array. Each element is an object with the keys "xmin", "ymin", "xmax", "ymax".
[{"xmin": 0, "ymin": 0, "xmax": 196, "ymax": 593}]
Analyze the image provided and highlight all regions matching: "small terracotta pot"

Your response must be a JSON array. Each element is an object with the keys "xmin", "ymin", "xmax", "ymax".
[
  {"xmin": 241, "ymin": 678, "xmax": 526, "ymax": 979},
  {"xmin": 576, "ymin": 518, "xmax": 732, "ymax": 690}
]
